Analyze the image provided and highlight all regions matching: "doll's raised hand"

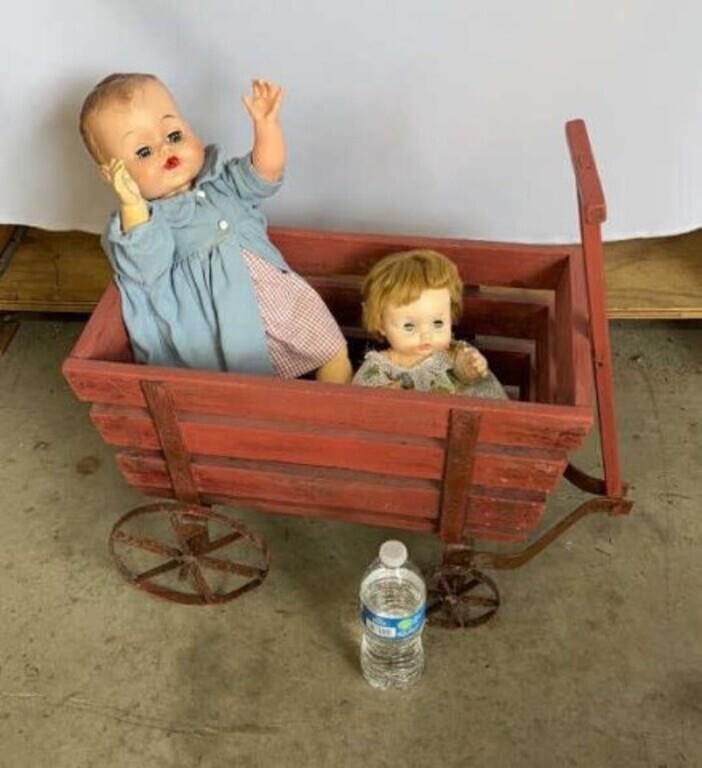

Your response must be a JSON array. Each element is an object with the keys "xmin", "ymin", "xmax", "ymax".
[
  {"xmin": 108, "ymin": 158, "xmax": 144, "ymax": 206},
  {"xmin": 451, "ymin": 341, "xmax": 488, "ymax": 384},
  {"xmin": 244, "ymin": 79, "xmax": 286, "ymax": 182},
  {"xmin": 242, "ymin": 79, "xmax": 284, "ymax": 124}
]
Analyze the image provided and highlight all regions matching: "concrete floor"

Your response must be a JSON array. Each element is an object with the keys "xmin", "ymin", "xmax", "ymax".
[{"xmin": 0, "ymin": 318, "xmax": 700, "ymax": 768}]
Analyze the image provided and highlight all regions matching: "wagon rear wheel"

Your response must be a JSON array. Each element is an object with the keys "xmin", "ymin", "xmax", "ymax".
[
  {"xmin": 425, "ymin": 565, "xmax": 500, "ymax": 629},
  {"xmin": 109, "ymin": 502, "xmax": 270, "ymax": 604}
]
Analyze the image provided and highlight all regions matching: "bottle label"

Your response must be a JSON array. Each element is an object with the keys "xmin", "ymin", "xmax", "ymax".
[{"xmin": 361, "ymin": 604, "xmax": 425, "ymax": 640}]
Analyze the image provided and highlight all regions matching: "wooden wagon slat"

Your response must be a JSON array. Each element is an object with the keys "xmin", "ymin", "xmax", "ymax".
[
  {"xmin": 67, "ymin": 359, "xmax": 591, "ymax": 445},
  {"xmin": 268, "ymin": 227, "xmax": 572, "ymax": 289},
  {"xmin": 92, "ymin": 404, "xmax": 568, "ymax": 492},
  {"xmin": 126, "ymin": 478, "xmax": 544, "ymax": 541},
  {"xmin": 309, "ymin": 279, "xmax": 555, "ymax": 341},
  {"xmin": 68, "ymin": 284, "xmax": 131, "ymax": 363},
  {"xmin": 554, "ymin": 249, "xmax": 593, "ymax": 408},
  {"xmin": 131, "ymin": 487, "xmax": 438, "ymax": 534},
  {"xmin": 117, "ymin": 452, "xmax": 441, "ymax": 520},
  {"xmin": 115, "ymin": 434, "xmax": 563, "ymax": 526},
  {"xmin": 466, "ymin": 494, "xmax": 544, "ymax": 531},
  {"xmin": 93, "ymin": 405, "xmax": 445, "ymax": 479},
  {"xmin": 463, "ymin": 525, "xmax": 529, "ymax": 543},
  {"xmin": 474, "ymin": 452, "xmax": 565, "ymax": 493}
]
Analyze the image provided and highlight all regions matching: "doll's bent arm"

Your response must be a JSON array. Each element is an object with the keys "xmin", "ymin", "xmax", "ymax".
[
  {"xmin": 242, "ymin": 80, "xmax": 286, "ymax": 182},
  {"xmin": 450, "ymin": 341, "xmax": 489, "ymax": 383},
  {"xmin": 108, "ymin": 159, "xmax": 150, "ymax": 233},
  {"xmin": 224, "ymin": 153, "xmax": 283, "ymax": 205}
]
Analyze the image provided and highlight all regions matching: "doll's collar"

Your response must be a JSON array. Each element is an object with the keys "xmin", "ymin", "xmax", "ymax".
[{"xmin": 194, "ymin": 144, "xmax": 224, "ymax": 186}]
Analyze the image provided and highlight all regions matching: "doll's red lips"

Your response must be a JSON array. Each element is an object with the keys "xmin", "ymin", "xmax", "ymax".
[{"xmin": 164, "ymin": 156, "xmax": 180, "ymax": 170}]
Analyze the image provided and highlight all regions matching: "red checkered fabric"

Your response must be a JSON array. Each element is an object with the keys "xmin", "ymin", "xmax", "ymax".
[{"xmin": 242, "ymin": 249, "xmax": 346, "ymax": 378}]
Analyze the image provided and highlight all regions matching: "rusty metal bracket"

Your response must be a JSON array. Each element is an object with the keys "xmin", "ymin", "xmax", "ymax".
[
  {"xmin": 564, "ymin": 463, "xmax": 631, "ymax": 514},
  {"xmin": 444, "ymin": 495, "xmax": 631, "ymax": 573},
  {"xmin": 0, "ymin": 226, "xmax": 26, "ymax": 280},
  {"xmin": 429, "ymin": 493, "xmax": 632, "ymax": 628}
]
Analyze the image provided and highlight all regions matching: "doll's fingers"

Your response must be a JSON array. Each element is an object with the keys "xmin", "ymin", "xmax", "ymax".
[
  {"xmin": 271, "ymin": 88, "xmax": 284, "ymax": 115},
  {"xmin": 110, "ymin": 162, "xmax": 126, "ymax": 183},
  {"xmin": 242, "ymin": 96, "xmax": 255, "ymax": 117}
]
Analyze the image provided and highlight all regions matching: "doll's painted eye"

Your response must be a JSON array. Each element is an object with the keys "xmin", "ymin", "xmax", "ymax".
[
  {"xmin": 402, "ymin": 322, "xmax": 415, "ymax": 333},
  {"xmin": 433, "ymin": 320, "xmax": 445, "ymax": 329},
  {"xmin": 167, "ymin": 130, "xmax": 183, "ymax": 144},
  {"xmin": 135, "ymin": 146, "xmax": 152, "ymax": 160}
]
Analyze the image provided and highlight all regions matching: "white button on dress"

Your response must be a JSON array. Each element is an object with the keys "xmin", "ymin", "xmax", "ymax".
[
  {"xmin": 218, "ymin": 219, "xmax": 229, "ymax": 231},
  {"xmin": 195, "ymin": 190, "xmax": 206, "ymax": 199}
]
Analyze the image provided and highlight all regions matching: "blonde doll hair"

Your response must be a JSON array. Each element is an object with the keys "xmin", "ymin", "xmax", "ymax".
[
  {"xmin": 361, "ymin": 249, "xmax": 464, "ymax": 339},
  {"xmin": 79, "ymin": 72, "xmax": 160, "ymax": 162}
]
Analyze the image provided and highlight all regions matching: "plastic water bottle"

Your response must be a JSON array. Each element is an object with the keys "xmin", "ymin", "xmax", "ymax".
[{"xmin": 359, "ymin": 540, "xmax": 426, "ymax": 689}]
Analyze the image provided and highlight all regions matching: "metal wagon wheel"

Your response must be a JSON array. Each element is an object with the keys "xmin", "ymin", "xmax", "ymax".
[
  {"xmin": 425, "ymin": 565, "xmax": 500, "ymax": 629},
  {"xmin": 109, "ymin": 502, "xmax": 270, "ymax": 605}
]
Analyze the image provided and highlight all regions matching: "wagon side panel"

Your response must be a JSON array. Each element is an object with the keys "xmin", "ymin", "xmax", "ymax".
[{"xmin": 82, "ymin": 368, "xmax": 591, "ymax": 542}]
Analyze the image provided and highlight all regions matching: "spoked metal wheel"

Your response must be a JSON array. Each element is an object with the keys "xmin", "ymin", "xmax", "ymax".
[
  {"xmin": 109, "ymin": 502, "xmax": 270, "ymax": 604},
  {"xmin": 426, "ymin": 565, "xmax": 500, "ymax": 629}
]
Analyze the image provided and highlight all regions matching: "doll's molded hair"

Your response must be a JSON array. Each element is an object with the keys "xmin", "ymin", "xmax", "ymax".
[
  {"xmin": 79, "ymin": 72, "xmax": 161, "ymax": 162},
  {"xmin": 361, "ymin": 249, "xmax": 464, "ymax": 338}
]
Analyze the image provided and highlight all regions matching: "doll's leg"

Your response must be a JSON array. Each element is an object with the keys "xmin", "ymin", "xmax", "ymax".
[{"xmin": 316, "ymin": 345, "xmax": 353, "ymax": 384}]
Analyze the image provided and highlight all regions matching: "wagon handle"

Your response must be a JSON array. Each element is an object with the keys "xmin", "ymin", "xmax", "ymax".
[
  {"xmin": 566, "ymin": 119, "xmax": 606, "ymax": 225},
  {"xmin": 565, "ymin": 119, "xmax": 624, "ymax": 500}
]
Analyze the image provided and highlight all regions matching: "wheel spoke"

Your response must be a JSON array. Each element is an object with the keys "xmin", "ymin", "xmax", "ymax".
[
  {"xmin": 458, "ymin": 594, "xmax": 499, "ymax": 608},
  {"xmin": 134, "ymin": 558, "xmax": 181, "ymax": 584},
  {"xmin": 452, "ymin": 576, "xmax": 481, "ymax": 597},
  {"xmin": 426, "ymin": 596, "xmax": 446, "ymax": 614},
  {"xmin": 112, "ymin": 530, "xmax": 182, "ymax": 559},
  {"xmin": 198, "ymin": 531, "xmax": 244, "ymax": 556},
  {"xmin": 199, "ymin": 556, "xmax": 266, "ymax": 580},
  {"xmin": 189, "ymin": 562, "xmax": 214, "ymax": 602}
]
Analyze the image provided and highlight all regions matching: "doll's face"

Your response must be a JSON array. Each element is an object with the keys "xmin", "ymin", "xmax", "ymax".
[
  {"xmin": 381, "ymin": 288, "xmax": 452, "ymax": 361},
  {"xmin": 87, "ymin": 80, "xmax": 205, "ymax": 200}
]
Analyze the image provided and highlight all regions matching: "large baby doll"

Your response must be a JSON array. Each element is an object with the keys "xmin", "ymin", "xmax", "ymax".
[
  {"xmin": 79, "ymin": 73, "xmax": 352, "ymax": 383},
  {"xmin": 353, "ymin": 249, "xmax": 507, "ymax": 399}
]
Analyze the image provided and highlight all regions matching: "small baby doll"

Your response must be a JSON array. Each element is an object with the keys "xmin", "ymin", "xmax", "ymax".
[
  {"xmin": 79, "ymin": 73, "xmax": 352, "ymax": 383},
  {"xmin": 352, "ymin": 249, "xmax": 507, "ymax": 399}
]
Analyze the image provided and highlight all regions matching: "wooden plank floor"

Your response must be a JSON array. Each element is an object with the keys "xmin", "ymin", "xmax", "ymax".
[
  {"xmin": 604, "ymin": 230, "xmax": 702, "ymax": 319},
  {"xmin": 0, "ymin": 226, "xmax": 700, "ymax": 318},
  {"xmin": 0, "ymin": 228, "xmax": 111, "ymax": 313}
]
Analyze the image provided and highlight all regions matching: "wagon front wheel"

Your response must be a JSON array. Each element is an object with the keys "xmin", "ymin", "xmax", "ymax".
[
  {"xmin": 109, "ymin": 502, "xmax": 270, "ymax": 605},
  {"xmin": 425, "ymin": 565, "xmax": 500, "ymax": 629}
]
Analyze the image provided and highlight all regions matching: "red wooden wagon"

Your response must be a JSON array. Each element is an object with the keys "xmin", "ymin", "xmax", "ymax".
[{"xmin": 62, "ymin": 120, "xmax": 631, "ymax": 627}]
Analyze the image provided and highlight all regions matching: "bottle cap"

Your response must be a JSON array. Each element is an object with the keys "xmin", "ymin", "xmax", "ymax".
[{"xmin": 379, "ymin": 540, "xmax": 408, "ymax": 568}]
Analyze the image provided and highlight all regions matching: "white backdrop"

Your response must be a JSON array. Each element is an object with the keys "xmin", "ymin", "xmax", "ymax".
[{"xmin": 0, "ymin": 0, "xmax": 700, "ymax": 242}]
